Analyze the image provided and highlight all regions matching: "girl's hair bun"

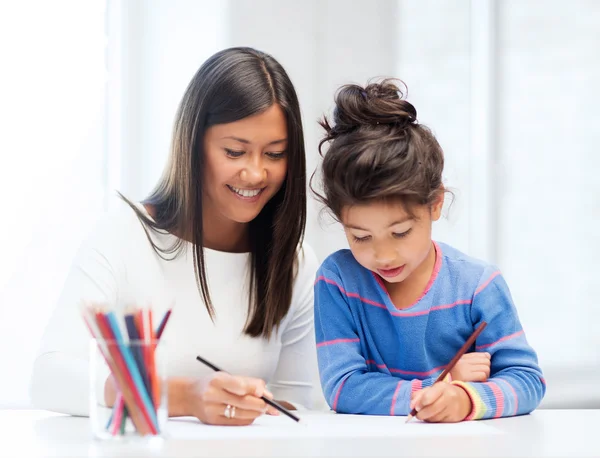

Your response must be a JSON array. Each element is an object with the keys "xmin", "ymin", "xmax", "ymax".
[{"xmin": 329, "ymin": 79, "xmax": 417, "ymax": 135}]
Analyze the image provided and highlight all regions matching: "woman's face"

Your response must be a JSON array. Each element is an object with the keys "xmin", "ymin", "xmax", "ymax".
[{"xmin": 202, "ymin": 104, "xmax": 288, "ymax": 224}]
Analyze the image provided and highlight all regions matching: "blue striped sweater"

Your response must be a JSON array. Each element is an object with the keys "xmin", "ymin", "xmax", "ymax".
[{"xmin": 314, "ymin": 242, "xmax": 545, "ymax": 419}]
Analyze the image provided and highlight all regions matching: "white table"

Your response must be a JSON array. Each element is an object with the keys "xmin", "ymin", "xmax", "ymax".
[{"xmin": 1, "ymin": 409, "xmax": 598, "ymax": 457}]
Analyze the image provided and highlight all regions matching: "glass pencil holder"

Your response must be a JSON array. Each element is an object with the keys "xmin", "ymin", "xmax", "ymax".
[{"xmin": 89, "ymin": 338, "xmax": 168, "ymax": 441}]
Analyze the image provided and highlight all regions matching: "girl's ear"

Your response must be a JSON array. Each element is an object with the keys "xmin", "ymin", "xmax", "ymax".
[{"xmin": 430, "ymin": 188, "xmax": 445, "ymax": 221}]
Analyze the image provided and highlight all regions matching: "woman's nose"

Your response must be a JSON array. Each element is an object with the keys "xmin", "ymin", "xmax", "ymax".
[{"xmin": 240, "ymin": 159, "xmax": 267, "ymax": 184}]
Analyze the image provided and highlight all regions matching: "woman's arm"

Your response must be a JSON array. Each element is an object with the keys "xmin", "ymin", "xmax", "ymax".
[
  {"xmin": 267, "ymin": 244, "xmax": 323, "ymax": 410},
  {"xmin": 30, "ymin": 228, "xmax": 120, "ymax": 415}
]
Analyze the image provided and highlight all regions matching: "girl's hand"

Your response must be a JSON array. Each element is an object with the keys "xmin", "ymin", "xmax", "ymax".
[
  {"xmin": 188, "ymin": 372, "xmax": 273, "ymax": 426},
  {"xmin": 450, "ymin": 352, "xmax": 491, "ymax": 382},
  {"xmin": 409, "ymin": 382, "xmax": 472, "ymax": 423}
]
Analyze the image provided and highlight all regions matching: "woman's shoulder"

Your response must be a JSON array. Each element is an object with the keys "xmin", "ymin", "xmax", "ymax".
[
  {"xmin": 296, "ymin": 240, "xmax": 319, "ymax": 269},
  {"xmin": 285, "ymin": 241, "xmax": 317, "ymax": 295},
  {"xmin": 80, "ymin": 194, "xmax": 163, "ymax": 258}
]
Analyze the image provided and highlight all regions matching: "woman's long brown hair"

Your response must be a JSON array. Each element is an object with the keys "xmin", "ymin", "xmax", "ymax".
[{"xmin": 120, "ymin": 47, "xmax": 307, "ymax": 339}]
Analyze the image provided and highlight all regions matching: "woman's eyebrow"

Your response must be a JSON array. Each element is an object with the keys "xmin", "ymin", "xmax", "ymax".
[{"xmin": 221, "ymin": 136, "xmax": 287, "ymax": 146}]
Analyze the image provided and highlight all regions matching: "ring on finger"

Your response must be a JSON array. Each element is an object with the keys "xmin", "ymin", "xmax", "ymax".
[{"xmin": 224, "ymin": 404, "xmax": 236, "ymax": 419}]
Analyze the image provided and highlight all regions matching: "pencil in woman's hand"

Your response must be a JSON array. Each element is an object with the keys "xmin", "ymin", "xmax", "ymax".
[{"xmin": 195, "ymin": 355, "xmax": 301, "ymax": 423}]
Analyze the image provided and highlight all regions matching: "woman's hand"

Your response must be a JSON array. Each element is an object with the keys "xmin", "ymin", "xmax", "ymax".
[
  {"xmin": 409, "ymin": 382, "xmax": 472, "ymax": 423},
  {"xmin": 187, "ymin": 372, "xmax": 278, "ymax": 426},
  {"xmin": 450, "ymin": 352, "xmax": 491, "ymax": 382}
]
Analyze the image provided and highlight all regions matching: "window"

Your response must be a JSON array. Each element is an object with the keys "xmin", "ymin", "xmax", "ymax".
[{"xmin": 0, "ymin": 1, "xmax": 108, "ymax": 407}]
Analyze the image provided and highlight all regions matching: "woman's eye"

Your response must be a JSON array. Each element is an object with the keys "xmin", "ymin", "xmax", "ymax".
[
  {"xmin": 266, "ymin": 151, "xmax": 286, "ymax": 159},
  {"xmin": 225, "ymin": 149, "xmax": 245, "ymax": 158}
]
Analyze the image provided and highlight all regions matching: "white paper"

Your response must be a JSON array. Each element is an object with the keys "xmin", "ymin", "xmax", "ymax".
[{"xmin": 166, "ymin": 412, "xmax": 503, "ymax": 439}]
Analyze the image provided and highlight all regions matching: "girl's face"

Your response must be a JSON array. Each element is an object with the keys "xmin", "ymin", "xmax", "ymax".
[
  {"xmin": 341, "ymin": 198, "xmax": 442, "ymax": 285},
  {"xmin": 202, "ymin": 104, "xmax": 288, "ymax": 224}
]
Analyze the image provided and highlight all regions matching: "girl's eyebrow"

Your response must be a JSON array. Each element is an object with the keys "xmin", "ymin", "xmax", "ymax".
[{"xmin": 346, "ymin": 217, "xmax": 411, "ymax": 231}]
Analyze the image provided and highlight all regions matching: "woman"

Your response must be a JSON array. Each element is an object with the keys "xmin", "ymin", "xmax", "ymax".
[{"xmin": 30, "ymin": 47, "xmax": 319, "ymax": 426}]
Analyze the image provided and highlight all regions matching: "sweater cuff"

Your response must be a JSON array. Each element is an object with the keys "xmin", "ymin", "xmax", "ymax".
[{"xmin": 450, "ymin": 381, "xmax": 484, "ymax": 421}]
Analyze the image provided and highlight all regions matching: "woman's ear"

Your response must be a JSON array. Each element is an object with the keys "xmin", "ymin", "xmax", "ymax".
[{"xmin": 430, "ymin": 189, "xmax": 445, "ymax": 221}]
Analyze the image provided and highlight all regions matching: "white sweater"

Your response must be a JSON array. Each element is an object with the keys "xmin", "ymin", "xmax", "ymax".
[{"xmin": 30, "ymin": 198, "xmax": 321, "ymax": 415}]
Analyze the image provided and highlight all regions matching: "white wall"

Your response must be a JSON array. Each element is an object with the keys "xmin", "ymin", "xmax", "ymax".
[
  {"xmin": 395, "ymin": 0, "xmax": 473, "ymax": 254},
  {"xmin": 113, "ymin": 0, "xmax": 229, "ymax": 202}
]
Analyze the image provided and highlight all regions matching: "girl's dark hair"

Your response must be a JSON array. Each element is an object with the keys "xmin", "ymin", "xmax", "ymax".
[
  {"xmin": 313, "ymin": 79, "xmax": 444, "ymax": 220},
  {"xmin": 120, "ymin": 47, "xmax": 306, "ymax": 339}
]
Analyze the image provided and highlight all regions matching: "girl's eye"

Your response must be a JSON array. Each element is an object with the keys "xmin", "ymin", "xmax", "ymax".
[
  {"xmin": 225, "ymin": 149, "xmax": 245, "ymax": 158},
  {"xmin": 353, "ymin": 235, "xmax": 371, "ymax": 243},
  {"xmin": 266, "ymin": 151, "xmax": 286, "ymax": 159},
  {"xmin": 393, "ymin": 229, "xmax": 412, "ymax": 239}
]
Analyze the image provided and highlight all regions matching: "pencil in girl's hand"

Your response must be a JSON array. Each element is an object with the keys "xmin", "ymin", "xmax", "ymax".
[
  {"xmin": 195, "ymin": 355, "xmax": 301, "ymax": 423},
  {"xmin": 405, "ymin": 321, "xmax": 488, "ymax": 423}
]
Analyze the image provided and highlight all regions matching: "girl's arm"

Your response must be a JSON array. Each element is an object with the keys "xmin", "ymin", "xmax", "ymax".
[{"xmin": 449, "ymin": 267, "xmax": 546, "ymax": 420}]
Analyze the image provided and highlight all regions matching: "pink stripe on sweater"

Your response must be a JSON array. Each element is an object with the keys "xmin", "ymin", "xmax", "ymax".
[
  {"xmin": 316, "ymin": 255, "xmax": 471, "ymax": 318},
  {"xmin": 390, "ymin": 381, "xmax": 403, "ymax": 415},
  {"xmin": 391, "ymin": 299, "xmax": 472, "ymax": 317},
  {"xmin": 317, "ymin": 338, "xmax": 360, "ymax": 348},
  {"xmin": 411, "ymin": 379, "xmax": 423, "ymax": 394},
  {"xmin": 474, "ymin": 271, "xmax": 501, "ymax": 296},
  {"xmin": 431, "ymin": 299, "xmax": 472, "ymax": 312},
  {"xmin": 497, "ymin": 378, "xmax": 519, "ymax": 415},
  {"xmin": 365, "ymin": 360, "xmax": 445, "ymax": 377},
  {"xmin": 315, "ymin": 276, "xmax": 388, "ymax": 309},
  {"xmin": 365, "ymin": 360, "xmax": 388, "ymax": 370},
  {"xmin": 411, "ymin": 241, "xmax": 443, "ymax": 304},
  {"xmin": 476, "ymin": 330, "xmax": 524, "ymax": 350},
  {"xmin": 488, "ymin": 381, "xmax": 504, "ymax": 418},
  {"xmin": 332, "ymin": 378, "xmax": 347, "ymax": 411},
  {"xmin": 389, "ymin": 364, "xmax": 446, "ymax": 377}
]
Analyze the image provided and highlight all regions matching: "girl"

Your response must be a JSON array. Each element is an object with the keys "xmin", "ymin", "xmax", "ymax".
[
  {"xmin": 31, "ymin": 48, "xmax": 319, "ymax": 426},
  {"xmin": 313, "ymin": 80, "xmax": 545, "ymax": 422}
]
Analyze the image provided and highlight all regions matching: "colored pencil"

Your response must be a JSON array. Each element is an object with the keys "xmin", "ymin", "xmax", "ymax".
[
  {"xmin": 104, "ymin": 307, "xmax": 172, "ymax": 434},
  {"xmin": 82, "ymin": 308, "xmax": 152, "ymax": 435},
  {"xmin": 98, "ymin": 312, "xmax": 158, "ymax": 433}
]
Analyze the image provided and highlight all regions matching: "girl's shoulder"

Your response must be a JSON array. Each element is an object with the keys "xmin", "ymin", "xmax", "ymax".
[
  {"xmin": 436, "ymin": 241, "xmax": 502, "ymax": 293},
  {"xmin": 318, "ymin": 249, "xmax": 365, "ymax": 279}
]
